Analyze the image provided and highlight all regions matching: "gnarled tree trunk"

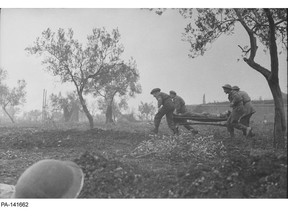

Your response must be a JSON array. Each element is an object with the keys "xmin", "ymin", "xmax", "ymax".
[
  {"xmin": 236, "ymin": 9, "xmax": 287, "ymax": 149},
  {"xmin": 78, "ymin": 92, "xmax": 94, "ymax": 129},
  {"xmin": 70, "ymin": 103, "xmax": 79, "ymax": 122},
  {"xmin": 63, "ymin": 106, "xmax": 70, "ymax": 122},
  {"xmin": 2, "ymin": 106, "xmax": 15, "ymax": 123},
  {"xmin": 105, "ymin": 92, "xmax": 117, "ymax": 124},
  {"xmin": 268, "ymin": 81, "xmax": 286, "ymax": 148},
  {"xmin": 105, "ymin": 104, "xmax": 114, "ymax": 124}
]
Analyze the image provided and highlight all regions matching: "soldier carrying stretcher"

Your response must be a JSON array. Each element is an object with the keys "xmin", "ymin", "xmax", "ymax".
[
  {"xmin": 232, "ymin": 85, "xmax": 256, "ymax": 136},
  {"xmin": 150, "ymin": 88, "xmax": 178, "ymax": 135},
  {"xmin": 169, "ymin": 90, "xmax": 198, "ymax": 135},
  {"xmin": 222, "ymin": 84, "xmax": 254, "ymax": 137}
]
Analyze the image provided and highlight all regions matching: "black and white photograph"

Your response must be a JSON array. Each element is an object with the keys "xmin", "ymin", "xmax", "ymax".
[{"xmin": 0, "ymin": 2, "xmax": 287, "ymax": 216}]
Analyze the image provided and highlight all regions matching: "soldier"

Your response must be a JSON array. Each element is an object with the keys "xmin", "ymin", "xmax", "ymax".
[
  {"xmin": 232, "ymin": 86, "xmax": 256, "ymax": 136},
  {"xmin": 169, "ymin": 90, "xmax": 198, "ymax": 134},
  {"xmin": 222, "ymin": 84, "xmax": 252, "ymax": 137},
  {"xmin": 150, "ymin": 88, "xmax": 178, "ymax": 134}
]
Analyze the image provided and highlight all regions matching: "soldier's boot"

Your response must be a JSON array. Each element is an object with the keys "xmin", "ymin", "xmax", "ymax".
[
  {"xmin": 175, "ymin": 126, "xmax": 180, "ymax": 135},
  {"xmin": 247, "ymin": 130, "xmax": 255, "ymax": 137},
  {"xmin": 227, "ymin": 125, "xmax": 234, "ymax": 138},
  {"xmin": 192, "ymin": 128, "xmax": 199, "ymax": 135},
  {"xmin": 151, "ymin": 118, "xmax": 161, "ymax": 134},
  {"xmin": 234, "ymin": 123, "xmax": 249, "ymax": 137},
  {"xmin": 246, "ymin": 127, "xmax": 252, "ymax": 137},
  {"xmin": 173, "ymin": 128, "xmax": 180, "ymax": 135},
  {"xmin": 236, "ymin": 124, "xmax": 253, "ymax": 138},
  {"xmin": 150, "ymin": 128, "xmax": 158, "ymax": 134},
  {"xmin": 250, "ymin": 131, "xmax": 255, "ymax": 137},
  {"xmin": 184, "ymin": 125, "xmax": 198, "ymax": 135}
]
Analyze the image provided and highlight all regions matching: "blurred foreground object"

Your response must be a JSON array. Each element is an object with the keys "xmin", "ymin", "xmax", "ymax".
[{"xmin": 2, "ymin": 159, "xmax": 84, "ymax": 198}]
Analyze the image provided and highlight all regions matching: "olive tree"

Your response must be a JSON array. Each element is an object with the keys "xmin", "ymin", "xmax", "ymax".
[
  {"xmin": 155, "ymin": 8, "xmax": 287, "ymax": 148},
  {"xmin": 26, "ymin": 27, "xmax": 125, "ymax": 129},
  {"xmin": 97, "ymin": 97, "xmax": 128, "ymax": 123},
  {"xmin": 89, "ymin": 59, "xmax": 141, "ymax": 124},
  {"xmin": 0, "ymin": 69, "xmax": 27, "ymax": 123},
  {"xmin": 50, "ymin": 91, "xmax": 80, "ymax": 122},
  {"xmin": 138, "ymin": 101, "xmax": 156, "ymax": 121}
]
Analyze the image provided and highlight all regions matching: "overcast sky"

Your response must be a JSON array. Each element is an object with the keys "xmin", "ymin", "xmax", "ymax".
[{"xmin": 0, "ymin": 8, "xmax": 287, "ymax": 113}]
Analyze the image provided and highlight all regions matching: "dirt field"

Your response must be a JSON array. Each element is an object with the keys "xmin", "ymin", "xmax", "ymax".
[{"xmin": 0, "ymin": 121, "xmax": 287, "ymax": 198}]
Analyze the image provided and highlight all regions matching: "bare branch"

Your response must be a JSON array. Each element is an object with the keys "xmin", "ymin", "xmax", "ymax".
[
  {"xmin": 234, "ymin": 9, "xmax": 271, "ymax": 79},
  {"xmin": 275, "ymin": 19, "xmax": 286, "ymax": 26},
  {"xmin": 238, "ymin": 45, "xmax": 251, "ymax": 54}
]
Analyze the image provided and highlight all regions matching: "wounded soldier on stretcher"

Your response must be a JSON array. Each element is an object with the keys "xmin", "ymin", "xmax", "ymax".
[
  {"xmin": 172, "ymin": 110, "xmax": 231, "ymax": 134},
  {"xmin": 173, "ymin": 110, "xmax": 231, "ymax": 122}
]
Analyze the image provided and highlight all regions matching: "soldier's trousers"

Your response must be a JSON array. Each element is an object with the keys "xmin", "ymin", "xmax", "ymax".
[
  {"xmin": 227, "ymin": 106, "xmax": 249, "ymax": 136},
  {"xmin": 239, "ymin": 113, "xmax": 253, "ymax": 135},
  {"xmin": 240, "ymin": 113, "xmax": 252, "ymax": 126},
  {"xmin": 227, "ymin": 121, "xmax": 248, "ymax": 134},
  {"xmin": 227, "ymin": 118, "xmax": 251, "ymax": 136},
  {"xmin": 154, "ymin": 107, "xmax": 176, "ymax": 133},
  {"xmin": 175, "ymin": 118, "xmax": 196, "ymax": 131}
]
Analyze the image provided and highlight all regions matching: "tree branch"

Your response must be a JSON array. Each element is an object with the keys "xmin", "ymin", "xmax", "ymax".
[
  {"xmin": 86, "ymin": 64, "xmax": 104, "ymax": 81},
  {"xmin": 238, "ymin": 45, "xmax": 251, "ymax": 54},
  {"xmin": 95, "ymin": 89, "xmax": 106, "ymax": 98},
  {"xmin": 234, "ymin": 9, "xmax": 257, "ymax": 60},
  {"xmin": 275, "ymin": 19, "xmax": 286, "ymax": 26},
  {"xmin": 65, "ymin": 65, "xmax": 81, "ymax": 94},
  {"xmin": 234, "ymin": 9, "xmax": 271, "ymax": 79}
]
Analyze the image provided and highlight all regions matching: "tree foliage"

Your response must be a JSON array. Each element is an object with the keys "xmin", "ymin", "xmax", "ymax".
[
  {"xmin": 138, "ymin": 101, "xmax": 156, "ymax": 121},
  {"xmin": 50, "ymin": 91, "xmax": 80, "ymax": 122},
  {"xmin": 97, "ymin": 97, "xmax": 128, "ymax": 121},
  {"xmin": 0, "ymin": 68, "xmax": 27, "ymax": 123},
  {"xmin": 26, "ymin": 27, "xmax": 127, "ymax": 128},
  {"xmin": 23, "ymin": 109, "xmax": 42, "ymax": 121},
  {"xmin": 89, "ymin": 58, "xmax": 141, "ymax": 98},
  {"xmin": 155, "ymin": 8, "xmax": 287, "ymax": 148},
  {"xmin": 88, "ymin": 58, "xmax": 142, "ymax": 123},
  {"xmin": 178, "ymin": 9, "xmax": 287, "ymax": 59},
  {"xmin": 26, "ymin": 28, "xmax": 124, "ymax": 86}
]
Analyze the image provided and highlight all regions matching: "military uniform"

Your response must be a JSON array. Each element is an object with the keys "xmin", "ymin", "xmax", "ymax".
[
  {"xmin": 229, "ymin": 91, "xmax": 245, "ymax": 122},
  {"xmin": 234, "ymin": 87, "xmax": 255, "ymax": 135},
  {"xmin": 226, "ymin": 91, "xmax": 251, "ymax": 137},
  {"xmin": 151, "ymin": 89, "xmax": 177, "ymax": 134},
  {"xmin": 172, "ymin": 94, "xmax": 198, "ymax": 133},
  {"xmin": 173, "ymin": 95, "xmax": 187, "ymax": 114},
  {"xmin": 238, "ymin": 90, "xmax": 256, "ymax": 123}
]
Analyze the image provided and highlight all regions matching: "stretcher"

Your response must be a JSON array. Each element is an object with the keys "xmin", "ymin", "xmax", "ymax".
[{"xmin": 173, "ymin": 111, "xmax": 230, "ymax": 127}]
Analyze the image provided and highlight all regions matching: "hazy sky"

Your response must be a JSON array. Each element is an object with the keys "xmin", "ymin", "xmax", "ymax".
[{"xmin": 0, "ymin": 8, "xmax": 287, "ymax": 113}]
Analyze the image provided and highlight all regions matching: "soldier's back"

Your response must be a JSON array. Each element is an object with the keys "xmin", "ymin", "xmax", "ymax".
[{"xmin": 238, "ymin": 91, "xmax": 251, "ymax": 103}]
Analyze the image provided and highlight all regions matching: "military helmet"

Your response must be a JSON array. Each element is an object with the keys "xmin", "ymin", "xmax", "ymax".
[
  {"xmin": 150, "ymin": 88, "xmax": 161, "ymax": 94},
  {"xmin": 232, "ymin": 86, "xmax": 240, "ymax": 91},
  {"xmin": 169, "ymin": 90, "xmax": 176, "ymax": 95},
  {"xmin": 222, "ymin": 84, "xmax": 232, "ymax": 89},
  {"xmin": 12, "ymin": 159, "xmax": 84, "ymax": 198}
]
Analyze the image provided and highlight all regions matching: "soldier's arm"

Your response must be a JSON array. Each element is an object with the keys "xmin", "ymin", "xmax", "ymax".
[
  {"xmin": 180, "ymin": 98, "xmax": 185, "ymax": 107},
  {"xmin": 241, "ymin": 91, "xmax": 251, "ymax": 103},
  {"xmin": 157, "ymin": 97, "xmax": 163, "ymax": 108},
  {"xmin": 174, "ymin": 98, "xmax": 180, "ymax": 113},
  {"xmin": 230, "ymin": 94, "xmax": 242, "ymax": 107}
]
